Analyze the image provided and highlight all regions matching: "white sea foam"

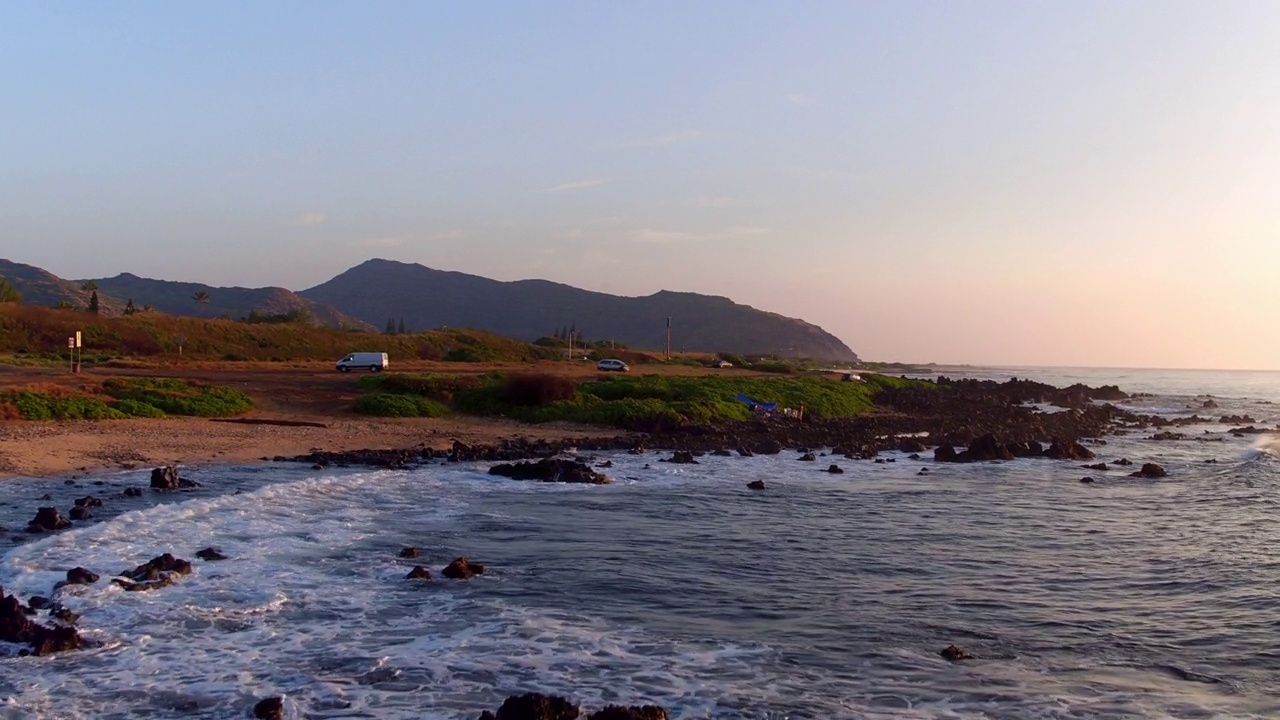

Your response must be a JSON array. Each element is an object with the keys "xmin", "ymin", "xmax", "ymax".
[{"xmin": 0, "ymin": 418, "xmax": 1277, "ymax": 719}]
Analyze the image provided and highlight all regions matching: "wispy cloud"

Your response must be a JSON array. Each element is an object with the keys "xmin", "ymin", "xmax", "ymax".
[
  {"xmin": 786, "ymin": 93, "xmax": 817, "ymax": 108},
  {"xmin": 613, "ymin": 129, "xmax": 704, "ymax": 149},
  {"xmin": 632, "ymin": 226, "xmax": 770, "ymax": 244},
  {"xmin": 548, "ymin": 178, "xmax": 610, "ymax": 193},
  {"xmin": 290, "ymin": 212, "xmax": 327, "ymax": 226},
  {"xmin": 696, "ymin": 196, "xmax": 738, "ymax": 208},
  {"xmin": 353, "ymin": 229, "xmax": 464, "ymax": 248}
]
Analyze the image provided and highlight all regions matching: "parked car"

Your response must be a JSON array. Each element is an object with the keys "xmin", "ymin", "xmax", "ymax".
[
  {"xmin": 711, "ymin": 359, "xmax": 733, "ymax": 368},
  {"xmin": 597, "ymin": 358, "xmax": 629, "ymax": 372},
  {"xmin": 337, "ymin": 352, "xmax": 388, "ymax": 373}
]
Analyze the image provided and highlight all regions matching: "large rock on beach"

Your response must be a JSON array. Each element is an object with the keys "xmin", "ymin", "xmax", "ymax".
[
  {"xmin": 488, "ymin": 459, "xmax": 610, "ymax": 484},
  {"xmin": 443, "ymin": 557, "xmax": 485, "ymax": 579},
  {"xmin": 150, "ymin": 466, "xmax": 200, "ymax": 490},
  {"xmin": 666, "ymin": 451, "xmax": 698, "ymax": 464},
  {"xmin": 752, "ymin": 439, "xmax": 783, "ymax": 455}
]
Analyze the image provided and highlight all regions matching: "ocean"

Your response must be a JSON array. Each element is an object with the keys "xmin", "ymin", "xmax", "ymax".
[{"xmin": 1, "ymin": 367, "xmax": 1278, "ymax": 719}]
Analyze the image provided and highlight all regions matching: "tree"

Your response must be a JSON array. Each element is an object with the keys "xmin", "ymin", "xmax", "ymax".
[
  {"xmin": 80, "ymin": 280, "xmax": 98, "ymax": 292},
  {"xmin": 87, "ymin": 291, "xmax": 100, "ymax": 314},
  {"xmin": 123, "ymin": 298, "xmax": 138, "ymax": 315},
  {"xmin": 192, "ymin": 291, "xmax": 210, "ymax": 314},
  {"xmin": 397, "ymin": 318, "xmax": 406, "ymax": 335},
  {"xmin": 385, "ymin": 318, "xmax": 395, "ymax": 334},
  {"xmin": 0, "ymin": 276, "xmax": 20, "ymax": 304}
]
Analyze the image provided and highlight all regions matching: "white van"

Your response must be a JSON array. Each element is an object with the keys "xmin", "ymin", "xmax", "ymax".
[{"xmin": 337, "ymin": 352, "xmax": 388, "ymax": 373}]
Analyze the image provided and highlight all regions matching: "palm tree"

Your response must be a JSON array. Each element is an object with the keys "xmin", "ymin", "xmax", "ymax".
[{"xmin": 193, "ymin": 291, "xmax": 210, "ymax": 315}]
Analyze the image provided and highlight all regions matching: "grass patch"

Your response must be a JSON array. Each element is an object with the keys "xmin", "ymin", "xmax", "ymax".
[
  {"xmin": 355, "ymin": 370, "xmax": 928, "ymax": 428},
  {"xmin": 0, "ymin": 391, "xmax": 128, "ymax": 420},
  {"xmin": 354, "ymin": 393, "xmax": 450, "ymax": 418},
  {"xmin": 102, "ymin": 377, "xmax": 254, "ymax": 417}
]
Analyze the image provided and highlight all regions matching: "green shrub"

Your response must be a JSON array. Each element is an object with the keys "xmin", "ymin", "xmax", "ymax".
[{"xmin": 113, "ymin": 398, "xmax": 166, "ymax": 418}]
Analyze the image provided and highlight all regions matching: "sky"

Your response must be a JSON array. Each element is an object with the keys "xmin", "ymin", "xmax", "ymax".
[{"xmin": 2, "ymin": 2, "xmax": 1279, "ymax": 369}]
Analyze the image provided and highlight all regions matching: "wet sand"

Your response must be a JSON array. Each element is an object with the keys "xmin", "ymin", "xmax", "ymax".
[{"xmin": 0, "ymin": 415, "xmax": 616, "ymax": 479}]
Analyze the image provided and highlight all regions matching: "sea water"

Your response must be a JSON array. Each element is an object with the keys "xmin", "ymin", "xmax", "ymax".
[{"xmin": 0, "ymin": 367, "xmax": 1278, "ymax": 719}]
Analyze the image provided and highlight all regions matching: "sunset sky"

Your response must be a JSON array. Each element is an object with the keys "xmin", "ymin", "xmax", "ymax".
[{"xmin": 3, "ymin": 2, "xmax": 1278, "ymax": 369}]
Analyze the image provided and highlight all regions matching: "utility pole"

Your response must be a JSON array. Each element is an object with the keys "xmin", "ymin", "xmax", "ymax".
[{"xmin": 665, "ymin": 316, "xmax": 671, "ymax": 360}]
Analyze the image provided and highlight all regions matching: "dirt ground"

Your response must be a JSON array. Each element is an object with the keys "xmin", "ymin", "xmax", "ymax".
[{"xmin": 0, "ymin": 359, "xmax": 762, "ymax": 478}]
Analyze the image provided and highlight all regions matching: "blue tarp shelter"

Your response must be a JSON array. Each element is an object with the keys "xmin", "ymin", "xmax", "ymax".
[{"xmin": 734, "ymin": 394, "xmax": 778, "ymax": 412}]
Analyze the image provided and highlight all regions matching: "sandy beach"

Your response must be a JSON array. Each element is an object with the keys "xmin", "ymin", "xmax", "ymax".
[{"xmin": 0, "ymin": 415, "xmax": 617, "ymax": 479}]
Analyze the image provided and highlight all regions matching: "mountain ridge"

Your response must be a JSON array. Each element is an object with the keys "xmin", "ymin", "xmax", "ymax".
[
  {"xmin": 0, "ymin": 257, "xmax": 858, "ymax": 360},
  {"xmin": 300, "ymin": 259, "xmax": 857, "ymax": 360}
]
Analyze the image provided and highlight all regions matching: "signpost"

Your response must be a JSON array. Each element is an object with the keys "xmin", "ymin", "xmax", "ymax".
[{"xmin": 72, "ymin": 331, "xmax": 82, "ymax": 373}]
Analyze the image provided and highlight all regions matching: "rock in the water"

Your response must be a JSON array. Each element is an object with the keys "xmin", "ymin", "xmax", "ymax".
[
  {"xmin": 253, "ymin": 696, "xmax": 284, "ymax": 720},
  {"xmin": 1080, "ymin": 476, "xmax": 1095, "ymax": 483},
  {"xmin": 398, "ymin": 546, "xmax": 420, "ymax": 558},
  {"xmin": 736, "ymin": 447, "xmax": 754, "ymax": 457},
  {"xmin": 406, "ymin": 566, "xmax": 432, "ymax": 580},
  {"xmin": 481, "ymin": 693, "xmax": 580, "ymax": 720},
  {"xmin": 667, "ymin": 450, "xmax": 698, "ymax": 464},
  {"xmin": 68, "ymin": 506, "xmax": 93, "ymax": 521},
  {"xmin": 27, "ymin": 596, "xmax": 51, "ymax": 611},
  {"xmin": 73, "ymin": 495, "xmax": 103, "ymax": 508},
  {"xmin": 113, "ymin": 553, "xmax": 192, "ymax": 591},
  {"xmin": 1083, "ymin": 463, "xmax": 1108, "ymax": 471},
  {"xmin": 122, "ymin": 487, "xmax": 144, "ymax": 497},
  {"xmin": 0, "ymin": 590, "xmax": 83, "ymax": 655},
  {"xmin": 747, "ymin": 480, "xmax": 765, "ymax": 490},
  {"xmin": 443, "ymin": 557, "xmax": 485, "ymax": 579},
  {"xmin": 826, "ymin": 464, "xmax": 844, "ymax": 474},
  {"xmin": 587, "ymin": 706, "xmax": 670, "ymax": 720},
  {"xmin": 25, "ymin": 507, "xmax": 71, "ymax": 533},
  {"xmin": 940, "ymin": 644, "xmax": 975, "ymax": 661},
  {"xmin": 195, "ymin": 547, "xmax": 227, "ymax": 561},
  {"xmin": 1130, "ymin": 463, "xmax": 1167, "ymax": 478},
  {"xmin": 489, "ymin": 459, "xmax": 610, "ymax": 484},
  {"xmin": 797, "ymin": 452, "xmax": 816, "ymax": 462},
  {"xmin": 65, "ymin": 567, "xmax": 100, "ymax": 586},
  {"xmin": 1114, "ymin": 458, "xmax": 1133, "ymax": 466},
  {"xmin": 596, "ymin": 460, "xmax": 614, "ymax": 468},
  {"xmin": 1044, "ymin": 440, "xmax": 1095, "ymax": 461},
  {"xmin": 711, "ymin": 449, "xmax": 733, "ymax": 457},
  {"xmin": 150, "ymin": 466, "xmax": 200, "ymax": 490}
]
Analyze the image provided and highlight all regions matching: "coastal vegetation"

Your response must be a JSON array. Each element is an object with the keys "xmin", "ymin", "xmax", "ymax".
[
  {"xmin": 0, "ymin": 378, "xmax": 253, "ymax": 420},
  {"xmin": 0, "ymin": 303, "xmax": 558, "ymax": 363},
  {"xmin": 354, "ymin": 371, "xmax": 925, "ymax": 429}
]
